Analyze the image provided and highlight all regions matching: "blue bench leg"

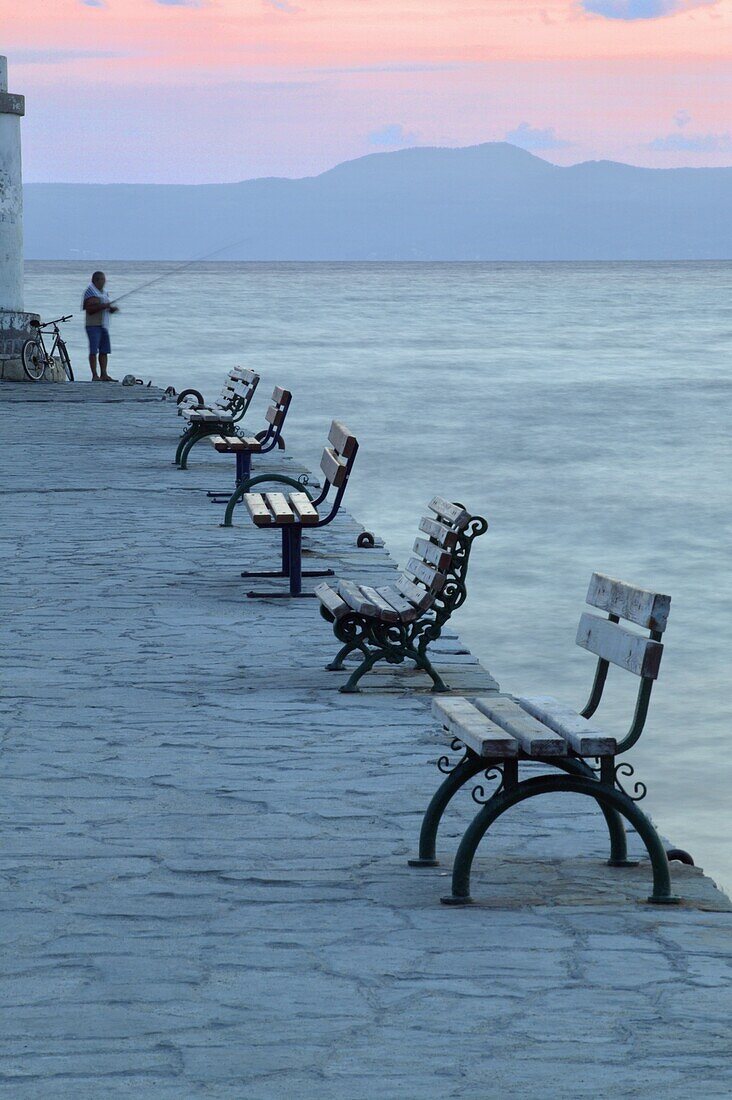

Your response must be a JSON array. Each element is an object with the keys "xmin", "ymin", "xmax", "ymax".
[{"xmin": 236, "ymin": 451, "xmax": 252, "ymax": 485}]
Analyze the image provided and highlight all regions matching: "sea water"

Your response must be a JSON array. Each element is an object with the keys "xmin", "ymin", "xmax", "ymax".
[{"xmin": 25, "ymin": 260, "xmax": 732, "ymax": 893}]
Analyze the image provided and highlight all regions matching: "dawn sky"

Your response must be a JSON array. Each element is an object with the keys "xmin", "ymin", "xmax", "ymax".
[{"xmin": 2, "ymin": 0, "xmax": 730, "ymax": 183}]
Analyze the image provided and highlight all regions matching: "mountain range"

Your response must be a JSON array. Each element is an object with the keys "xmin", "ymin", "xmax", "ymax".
[{"xmin": 23, "ymin": 142, "xmax": 732, "ymax": 261}]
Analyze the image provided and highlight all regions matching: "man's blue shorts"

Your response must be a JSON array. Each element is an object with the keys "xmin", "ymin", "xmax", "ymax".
[{"xmin": 86, "ymin": 326, "xmax": 111, "ymax": 355}]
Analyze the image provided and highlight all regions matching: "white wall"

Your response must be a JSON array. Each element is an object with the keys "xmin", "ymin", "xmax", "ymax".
[{"xmin": 0, "ymin": 58, "xmax": 23, "ymax": 312}]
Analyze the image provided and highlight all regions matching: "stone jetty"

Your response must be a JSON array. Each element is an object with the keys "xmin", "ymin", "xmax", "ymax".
[{"xmin": 1, "ymin": 382, "xmax": 730, "ymax": 1098}]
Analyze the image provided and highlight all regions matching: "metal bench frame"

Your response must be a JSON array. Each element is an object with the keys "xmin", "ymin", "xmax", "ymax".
[
  {"xmin": 206, "ymin": 386, "xmax": 292, "ymax": 501},
  {"xmin": 319, "ymin": 502, "xmax": 487, "ymax": 694},
  {"xmin": 228, "ymin": 421, "xmax": 359, "ymax": 599},
  {"xmin": 174, "ymin": 369, "xmax": 260, "ymax": 470},
  {"xmin": 409, "ymin": 573, "xmax": 685, "ymax": 907}
]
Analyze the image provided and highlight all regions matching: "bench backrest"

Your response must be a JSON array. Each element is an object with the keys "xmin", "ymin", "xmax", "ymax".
[
  {"xmin": 576, "ymin": 572, "xmax": 671, "ymax": 752},
  {"xmin": 263, "ymin": 385, "xmax": 291, "ymax": 434},
  {"xmin": 312, "ymin": 420, "xmax": 359, "ymax": 519},
  {"xmin": 396, "ymin": 497, "xmax": 487, "ymax": 619},
  {"xmin": 221, "ymin": 369, "xmax": 259, "ymax": 422}
]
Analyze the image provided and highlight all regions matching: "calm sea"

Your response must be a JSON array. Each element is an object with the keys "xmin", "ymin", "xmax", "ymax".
[{"xmin": 24, "ymin": 260, "xmax": 732, "ymax": 894}]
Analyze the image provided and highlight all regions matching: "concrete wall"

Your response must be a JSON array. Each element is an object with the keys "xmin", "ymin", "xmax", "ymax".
[{"xmin": 0, "ymin": 56, "xmax": 24, "ymax": 313}]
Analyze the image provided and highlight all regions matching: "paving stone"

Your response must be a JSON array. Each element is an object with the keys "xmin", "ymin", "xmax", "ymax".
[{"xmin": 0, "ymin": 381, "xmax": 730, "ymax": 1097}]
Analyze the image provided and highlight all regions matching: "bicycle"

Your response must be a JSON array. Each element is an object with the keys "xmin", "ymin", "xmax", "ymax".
[{"xmin": 22, "ymin": 316, "xmax": 74, "ymax": 382}]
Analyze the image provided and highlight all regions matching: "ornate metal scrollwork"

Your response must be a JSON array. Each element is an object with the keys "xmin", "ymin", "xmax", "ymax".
[
  {"xmin": 297, "ymin": 473, "xmax": 311, "ymax": 487},
  {"xmin": 471, "ymin": 765, "xmax": 505, "ymax": 804},
  {"xmin": 437, "ymin": 738, "xmax": 466, "ymax": 775},
  {"xmin": 613, "ymin": 762, "xmax": 647, "ymax": 802}
]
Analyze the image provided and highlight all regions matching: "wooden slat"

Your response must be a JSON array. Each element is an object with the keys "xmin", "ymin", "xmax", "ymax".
[
  {"xmin": 289, "ymin": 492, "xmax": 319, "ymax": 525},
  {"xmin": 209, "ymin": 435, "xmax": 259, "ymax": 452},
  {"xmin": 418, "ymin": 516, "xmax": 459, "ymax": 549},
  {"xmin": 328, "ymin": 420, "xmax": 358, "ymax": 459},
  {"xmin": 412, "ymin": 537, "xmax": 453, "ymax": 573},
  {"xmin": 517, "ymin": 696, "xmax": 617, "ymax": 756},
  {"xmin": 263, "ymin": 492, "xmax": 295, "ymax": 524},
  {"xmin": 586, "ymin": 573, "xmax": 671, "ymax": 633},
  {"xmin": 395, "ymin": 574, "xmax": 435, "ymax": 613},
  {"xmin": 374, "ymin": 585, "xmax": 420, "ymax": 622},
  {"xmin": 314, "ymin": 583, "xmax": 350, "ymax": 620},
  {"xmin": 243, "ymin": 493, "xmax": 273, "ymax": 526},
  {"xmin": 231, "ymin": 380, "xmax": 255, "ymax": 398},
  {"xmin": 405, "ymin": 557, "xmax": 445, "ymax": 592},
  {"xmin": 357, "ymin": 585, "xmax": 401, "ymax": 623},
  {"xmin": 265, "ymin": 405, "xmax": 281, "ymax": 426},
  {"xmin": 576, "ymin": 613, "xmax": 664, "ymax": 679},
  {"xmin": 427, "ymin": 496, "xmax": 470, "ymax": 530},
  {"xmin": 433, "ymin": 698, "xmax": 519, "ymax": 758},
  {"xmin": 320, "ymin": 446, "xmax": 349, "ymax": 488},
  {"xmin": 473, "ymin": 697, "xmax": 567, "ymax": 757},
  {"xmin": 337, "ymin": 580, "xmax": 378, "ymax": 616}
]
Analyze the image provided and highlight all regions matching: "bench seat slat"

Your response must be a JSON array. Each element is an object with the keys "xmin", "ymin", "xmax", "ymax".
[
  {"xmin": 328, "ymin": 420, "xmax": 358, "ymax": 460},
  {"xmin": 320, "ymin": 446, "xmax": 349, "ymax": 488},
  {"xmin": 473, "ymin": 697, "xmax": 567, "ymax": 756},
  {"xmin": 337, "ymin": 580, "xmax": 379, "ymax": 616},
  {"xmin": 374, "ymin": 586, "xmax": 421, "ymax": 622},
  {"xmin": 264, "ymin": 492, "xmax": 295, "ymax": 524},
  {"xmin": 395, "ymin": 574, "xmax": 436, "ymax": 613},
  {"xmin": 433, "ymin": 698, "xmax": 519, "ymax": 758},
  {"xmin": 209, "ymin": 435, "xmax": 261, "ymax": 453},
  {"xmin": 412, "ymin": 537, "xmax": 453, "ymax": 572},
  {"xmin": 418, "ymin": 516, "xmax": 459, "ymax": 549},
  {"xmin": 315, "ymin": 582, "xmax": 350, "ymax": 619},
  {"xmin": 576, "ymin": 612, "xmax": 664, "ymax": 679},
  {"xmin": 586, "ymin": 573, "xmax": 671, "ymax": 632},
  {"xmin": 517, "ymin": 695, "xmax": 617, "ymax": 756},
  {"xmin": 243, "ymin": 493, "xmax": 273, "ymax": 526},
  {"xmin": 289, "ymin": 492, "xmax": 319, "ymax": 525},
  {"xmin": 428, "ymin": 496, "xmax": 470, "ymax": 530},
  {"xmin": 405, "ymin": 557, "xmax": 446, "ymax": 592},
  {"xmin": 357, "ymin": 585, "xmax": 401, "ymax": 623}
]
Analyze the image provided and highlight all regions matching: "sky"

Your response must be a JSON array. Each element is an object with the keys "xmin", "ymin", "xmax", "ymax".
[{"xmin": 2, "ymin": 0, "xmax": 731, "ymax": 183}]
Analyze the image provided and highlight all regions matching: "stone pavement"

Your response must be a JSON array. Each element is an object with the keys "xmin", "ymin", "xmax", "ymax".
[{"xmin": 1, "ymin": 382, "xmax": 730, "ymax": 1098}]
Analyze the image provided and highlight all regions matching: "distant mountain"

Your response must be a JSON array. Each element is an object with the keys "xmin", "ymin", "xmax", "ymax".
[{"xmin": 22, "ymin": 142, "xmax": 732, "ymax": 261}]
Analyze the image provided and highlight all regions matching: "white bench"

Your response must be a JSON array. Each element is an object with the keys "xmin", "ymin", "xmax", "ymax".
[
  {"xmin": 231, "ymin": 420, "xmax": 359, "ymax": 598},
  {"xmin": 409, "ymin": 573, "xmax": 683, "ymax": 908},
  {"xmin": 316, "ymin": 497, "xmax": 488, "ymax": 693}
]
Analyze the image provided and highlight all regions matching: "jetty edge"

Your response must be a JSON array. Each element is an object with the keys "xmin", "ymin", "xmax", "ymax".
[{"xmin": 1, "ymin": 380, "xmax": 730, "ymax": 1099}]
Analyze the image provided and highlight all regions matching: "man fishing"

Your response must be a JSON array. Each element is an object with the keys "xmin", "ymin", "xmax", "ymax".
[{"xmin": 82, "ymin": 271, "xmax": 119, "ymax": 382}]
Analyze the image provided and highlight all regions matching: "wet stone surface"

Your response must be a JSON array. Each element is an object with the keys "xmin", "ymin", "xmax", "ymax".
[{"xmin": 0, "ymin": 381, "xmax": 730, "ymax": 1098}]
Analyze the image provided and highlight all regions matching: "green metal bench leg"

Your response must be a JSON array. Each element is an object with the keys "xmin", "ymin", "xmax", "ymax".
[
  {"xmin": 553, "ymin": 758, "xmax": 632, "ymax": 867},
  {"xmin": 178, "ymin": 427, "xmax": 210, "ymax": 470},
  {"xmin": 326, "ymin": 640, "xmax": 364, "ymax": 672},
  {"xmin": 408, "ymin": 752, "xmax": 486, "ymax": 867},
  {"xmin": 339, "ymin": 650, "xmax": 381, "ymax": 693},
  {"xmin": 413, "ymin": 651, "xmax": 449, "ymax": 693},
  {"xmin": 174, "ymin": 425, "xmax": 199, "ymax": 466},
  {"xmin": 441, "ymin": 773, "xmax": 680, "ymax": 907}
]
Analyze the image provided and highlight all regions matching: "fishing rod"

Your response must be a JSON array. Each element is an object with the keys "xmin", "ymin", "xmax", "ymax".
[{"xmin": 109, "ymin": 236, "xmax": 254, "ymax": 307}]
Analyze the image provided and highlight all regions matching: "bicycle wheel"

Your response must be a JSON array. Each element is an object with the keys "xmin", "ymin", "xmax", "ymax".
[
  {"xmin": 22, "ymin": 338, "xmax": 46, "ymax": 381},
  {"xmin": 57, "ymin": 340, "xmax": 74, "ymax": 382}
]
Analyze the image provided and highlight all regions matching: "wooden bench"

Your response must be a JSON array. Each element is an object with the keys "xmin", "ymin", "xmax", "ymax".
[
  {"xmin": 315, "ymin": 497, "xmax": 488, "ymax": 693},
  {"xmin": 174, "ymin": 367, "xmax": 259, "ymax": 469},
  {"xmin": 205, "ymin": 386, "xmax": 292, "ymax": 497},
  {"xmin": 229, "ymin": 420, "xmax": 359, "ymax": 598},
  {"xmin": 409, "ymin": 572, "xmax": 683, "ymax": 907}
]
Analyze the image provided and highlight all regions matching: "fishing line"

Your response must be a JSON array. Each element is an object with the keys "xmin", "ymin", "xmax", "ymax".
[{"xmin": 109, "ymin": 235, "xmax": 254, "ymax": 306}]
